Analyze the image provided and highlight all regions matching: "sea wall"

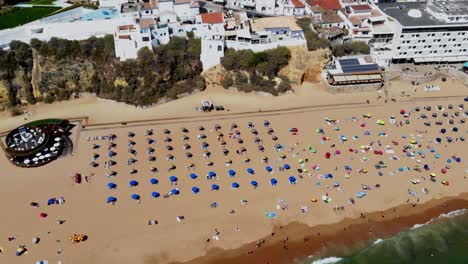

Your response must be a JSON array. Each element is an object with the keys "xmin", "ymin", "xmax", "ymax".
[{"xmin": 326, "ymin": 82, "xmax": 382, "ymax": 93}]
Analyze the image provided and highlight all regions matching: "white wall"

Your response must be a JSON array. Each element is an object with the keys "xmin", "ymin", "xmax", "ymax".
[
  {"xmin": 0, "ymin": 17, "xmax": 132, "ymax": 46},
  {"xmin": 201, "ymin": 39, "xmax": 224, "ymax": 70},
  {"xmin": 226, "ymin": 38, "xmax": 306, "ymax": 52}
]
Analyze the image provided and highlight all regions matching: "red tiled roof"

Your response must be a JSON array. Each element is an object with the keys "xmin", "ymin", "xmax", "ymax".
[
  {"xmin": 175, "ymin": 0, "xmax": 191, "ymax": 4},
  {"xmin": 352, "ymin": 4, "xmax": 371, "ymax": 11},
  {"xmin": 118, "ymin": 35, "xmax": 131, "ymax": 39},
  {"xmin": 118, "ymin": 25, "xmax": 136, "ymax": 31},
  {"xmin": 307, "ymin": 0, "xmax": 341, "ymax": 10},
  {"xmin": 200, "ymin": 12, "xmax": 224, "ymax": 24},
  {"xmin": 291, "ymin": 0, "xmax": 305, "ymax": 8}
]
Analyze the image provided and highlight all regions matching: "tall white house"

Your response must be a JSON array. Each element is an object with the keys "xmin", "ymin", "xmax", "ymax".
[{"xmin": 375, "ymin": 1, "xmax": 468, "ymax": 64}]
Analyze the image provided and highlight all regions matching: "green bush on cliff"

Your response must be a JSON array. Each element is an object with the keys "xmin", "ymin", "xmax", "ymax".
[
  {"xmin": 0, "ymin": 35, "xmax": 203, "ymax": 108},
  {"xmin": 220, "ymin": 47, "xmax": 292, "ymax": 95}
]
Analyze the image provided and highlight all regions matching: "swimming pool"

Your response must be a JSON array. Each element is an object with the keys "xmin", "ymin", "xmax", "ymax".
[{"xmin": 73, "ymin": 8, "xmax": 119, "ymax": 21}]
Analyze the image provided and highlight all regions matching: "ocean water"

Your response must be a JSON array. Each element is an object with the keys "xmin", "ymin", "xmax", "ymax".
[{"xmin": 304, "ymin": 209, "xmax": 468, "ymax": 264}]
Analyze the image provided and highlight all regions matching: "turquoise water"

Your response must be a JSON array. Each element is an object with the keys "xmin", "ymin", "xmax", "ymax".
[
  {"xmin": 77, "ymin": 8, "xmax": 119, "ymax": 21},
  {"xmin": 305, "ymin": 209, "xmax": 468, "ymax": 264}
]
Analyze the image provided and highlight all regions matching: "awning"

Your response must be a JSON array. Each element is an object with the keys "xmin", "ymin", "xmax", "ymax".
[
  {"xmin": 414, "ymin": 58, "xmax": 425, "ymax": 63},
  {"xmin": 445, "ymin": 56, "xmax": 459, "ymax": 62}
]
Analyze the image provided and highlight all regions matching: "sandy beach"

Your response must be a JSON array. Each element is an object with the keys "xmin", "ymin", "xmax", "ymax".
[{"xmin": 0, "ymin": 76, "xmax": 466, "ymax": 264}]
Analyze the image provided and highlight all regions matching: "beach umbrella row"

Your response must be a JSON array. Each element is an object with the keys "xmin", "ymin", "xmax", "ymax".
[{"xmin": 107, "ymin": 177, "xmax": 294, "ymax": 203}]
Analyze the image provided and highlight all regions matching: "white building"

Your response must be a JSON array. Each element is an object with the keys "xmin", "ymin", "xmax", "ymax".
[
  {"xmin": 195, "ymin": 12, "xmax": 225, "ymax": 69},
  {"xmin": 0, "ymin": 7, "xmax": 132, "ymax": 47},
  {"xmin": 225, "ymin": 15, "xmax": 306, "ymax": 52},
  {"xmin": 114, "ymin": 20, "xmax": 153, "ymax": 60},
  {"xmin": 376, "ymin": 1, "xmax": 468, "ymax": 64},
  {"xmin": 226, "ymin": 0, "xmax": 305, "ymax": 16}
]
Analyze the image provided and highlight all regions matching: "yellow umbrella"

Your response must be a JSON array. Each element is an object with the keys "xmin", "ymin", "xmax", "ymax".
[{"xmin": 344, "ymin": 174, "xmax": 351, "ymax": 179}]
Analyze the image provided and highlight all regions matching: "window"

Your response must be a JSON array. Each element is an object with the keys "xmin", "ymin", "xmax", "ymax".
[{"xmin": 217, "ymin": 45, "xmax": 222, "ymax": 51}]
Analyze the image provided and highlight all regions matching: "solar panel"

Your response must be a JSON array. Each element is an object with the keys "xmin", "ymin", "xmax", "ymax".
[
  {"xmin": 342, "ymin": 64, "xmax": 380, "ymax": 73},
  {"xmin": 339, "ymin": 58, "xmax": 360, "ymax": 66}
]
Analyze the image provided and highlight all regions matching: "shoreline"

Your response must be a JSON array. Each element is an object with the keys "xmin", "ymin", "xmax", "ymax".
[{"xmin": 175, "ymin": 193, "xmax": 468, "ymax": 264}]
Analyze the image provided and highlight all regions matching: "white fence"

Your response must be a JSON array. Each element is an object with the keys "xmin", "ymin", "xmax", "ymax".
[{"xmin": 225, "ymin": 39, "xmax": 306, "ymax": 52}]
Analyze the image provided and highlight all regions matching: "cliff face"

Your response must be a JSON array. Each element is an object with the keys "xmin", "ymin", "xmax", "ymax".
[
  {"xmin": 278, "ymin": 46, "xmax": 330, "ymax": 84},
  {"xmin": 31, "ymin": 50, "xmax": 96, "ymax": 99},
  {"xmin": 0, "ymin": 80, "xmax": 9, "ymax": 111}
]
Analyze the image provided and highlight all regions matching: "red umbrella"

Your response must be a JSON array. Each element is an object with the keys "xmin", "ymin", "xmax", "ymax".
[
  {"xmin": 348, "ymin": 148, "xmax": 354, "ymax": 152},
  {"xmin": 40, "ymin": 212, "xmax": 47, "ymax": 218},
  {"xmin": 441, "ymin": 168, "xmax": 447, "ymax": 174},
  {"xmin": 335, "ymin": 150, "xmax": 341, "ymax": 155},
  {"xmin": 400, "ymin": 109, "xmax": 406, "ymax": 114},
  {"xmin": 74, "ymin": 173, "xmax": 82, "ymax": 184},
  {"xmin": 325, "ymin": 152, "xmax": 331, "ymax": 159}
]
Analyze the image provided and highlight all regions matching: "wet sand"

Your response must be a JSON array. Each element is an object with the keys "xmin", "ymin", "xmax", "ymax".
[{"xmin": 178, "ymin": 194, "xmax": 468, "ymax": 264}]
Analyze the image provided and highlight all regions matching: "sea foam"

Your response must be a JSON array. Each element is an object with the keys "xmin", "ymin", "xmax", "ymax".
[
  {"xmin": 372, "ymin": 238, "xmax": 384, "ymax": 245},
  {"xmin": 411, "ymin": 208, "xmax": 467, "ymax": 230},
  {"xmin": 311, "ymin": 257, "xmax": 343, "ymax": 264}
]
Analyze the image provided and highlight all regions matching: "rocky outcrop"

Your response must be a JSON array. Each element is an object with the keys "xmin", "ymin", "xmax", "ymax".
[{"xmin": 279, "ymin": 46, "xmax": 330, "ymax": 84}]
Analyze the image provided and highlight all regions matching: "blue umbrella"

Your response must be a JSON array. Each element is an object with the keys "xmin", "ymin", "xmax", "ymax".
[
  {"xmin": 436, "ymin": 137, "xmax": 442, "ymax": 143},
  {"xmin": 326, "ymin": 173, "xmax": 333, "ymax": 179},
  {"xmin": 447, "ymin": 158, "xmax": 452, "ymax": 163},
  {"xmin": 151, "ymin": 192, "xmax": 160, "ymax": 198},
  {"xmin": 129, "ymin": 180, "xmax": 139, "ymax": 187},
  {"xmin": 270, "ymin": 178, "xmax": 278, "ymax": 186},
  {"xmin": 170, "ymin": 189, "xmax": 180, "ymax": 195},
  {"xmin": 131, "ymin": 194, "xmax": 140, "ymax": 200},
  {"xmin": 48, "ymin": 198, "xmax": 57, "ymax": 205},
  {"xmin": 423, "ymin": 164, "xmax": 430, "ymax": 170},
  {"xmin": 378, "ymin": 171, "xmax": 383, "ymax": 176},
  {"xmin": 211, "ymin": 184, "xmax": 219, "ymax": 191},
  {"xmin": 284, "ymin": 164, "xmax": 290, "ymax": 170},
  {"xmin": 192, "ymin": 186, "xmax": 200, "ymax": 194},
  {"xmin": 108, "ymin": 182, "xmax": 117, "ymax": 189},
  {"xmin": 344, "ymin": 165, "xmax": 351, "ymax": 170},
  {"xmin": 209, "ymin": 171, "xmax": 216, "ymax": 177},
  {"xmin": 190, "ymin": 173, "xmax": 197, "ymax": 179},
  {"xmin": 107, "ymin": 196, "xmax": 117, "ymax": 203},
  {"xmin": 170, "ymin": 176, "xmax": 178, "ymax": 182},
  {"xmin": 247, "ymin": 168, "xmax": 254, "ymax": 174},
  {"xmin": 228, "ymin": 169, "xmax": 236, "ymax": 177},
  {"xmin": 232, "ymin": 182, "xmax": 239, "ymax": 189},
  {"xmin": 289, "ymin": 176, "xmax": 296, "ymax": 184},
  {"xmin": 365, "ymin": 130, "xmax": 371, "ymax": 135},
  {"xmin": 453, "ymin": 127, "xmax": 459, "ymax": 132},
  {"xmin": 150, "ymin": 178, "xmax": 158, "ymax": 185},
  {"xmin": 250, "ymin": 180, "xmax": 258, "ymax": 187},
  {"xmin": 266, "ymin": 166, "xmax": 273, "ymax": 172},
  {"xmin": 456, "ymin": 157, "xmax": 462, "ymax": 163},
  {"xmin": 441, "ymin": 128, "xmax": 446, "ymax": 134}
]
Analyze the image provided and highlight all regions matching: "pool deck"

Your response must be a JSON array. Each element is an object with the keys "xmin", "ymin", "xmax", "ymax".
[{"xmin": 16, "ymin": 0, "xmax": 72, "ymax": 8}]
